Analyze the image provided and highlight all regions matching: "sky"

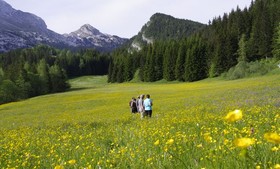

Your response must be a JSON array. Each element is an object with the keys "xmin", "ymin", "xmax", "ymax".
[{"xmin": 4, "ymin": 0, "xmax": 253, "ymax": 38}]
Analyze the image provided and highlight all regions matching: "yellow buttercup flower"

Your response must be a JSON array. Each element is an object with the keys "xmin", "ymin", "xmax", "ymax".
[
  {"xmin": 154, "ymin": 140, "xmax": 160, "ymax": 146},
  {"xmin": 146, "ymin": 158, "xmax": 152, "ymax": 162},
  {"xmin": 54, "ymin": 165, "xmax": 64, "ymax": 169},
  {"xmin": 274, "ymin": 164, "xmax": 280, "ymax": 169},
  {"xmin": 225, "ymin": 109, "xmax": 243, "ymax": 122},
  {"xmin": 234, "ymin": 138, "xmax": 255, "ymax": 148},
  {"xmin": 271, "ymin": 146, "xmax": 279, "ymax": 152},
  {"xmin": 264, "ymin": 133, "xmax": 280, "ymax": 144},
  {"xmin": 166, "ymin": 139, "xmax": 174, "ymax": 145},
  {"xmin": 68, "ymin": 159, "xmax": 76, "ymax": 165},
  {"xmin": 197, "ymin": 144, "xmax": 203, "ymax": 148},
  {"xmin": 203, "ymin": 133, "xmax": 213, "ymax": 143}
]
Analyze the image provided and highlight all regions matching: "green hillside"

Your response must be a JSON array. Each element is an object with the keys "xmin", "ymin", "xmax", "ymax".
[
  {"xmin": 129, "ymin": 13, "xmax": 205, "ymax": 50},
  {"xmin": 0, "ymin": 75, "xmax": 280, "ymax": 168}
]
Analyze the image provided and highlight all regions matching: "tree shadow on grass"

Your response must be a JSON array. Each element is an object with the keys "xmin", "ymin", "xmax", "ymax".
[{"xmin": 66, "ymin": 87, "xmax": 96, "ymax": 92}]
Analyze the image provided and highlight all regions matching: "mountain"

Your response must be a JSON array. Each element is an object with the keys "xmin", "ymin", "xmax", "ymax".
[
  {"xmin": 63, "ymin": 24, "xmax": 128, "ymax": 52},
  {"xmin": 0, "ymin": 0, "xmax": 127, "ymax": 53},
  {"xmin": 130, "ymin": 13, "xmax": 206, "ymax": 50}
]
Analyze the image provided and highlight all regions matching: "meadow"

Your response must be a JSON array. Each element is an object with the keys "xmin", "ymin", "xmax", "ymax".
[{"xmin": 0, "ymin": 75, "xmax": 279, "ymax": 169}]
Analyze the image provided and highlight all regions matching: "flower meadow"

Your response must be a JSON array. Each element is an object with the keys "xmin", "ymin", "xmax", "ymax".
[{"xmin": 0, "ymin": 75, "xmax": 280, "ymax": 169}]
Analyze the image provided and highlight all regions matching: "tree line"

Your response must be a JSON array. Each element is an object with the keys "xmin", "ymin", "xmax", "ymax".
[
  {"xmin": 0, "ymin": 45, "xmax": 110, "ymax": 104},
  {"xmin": 108, "ymin": 0, "xmax": 280, "ymax": 83}
]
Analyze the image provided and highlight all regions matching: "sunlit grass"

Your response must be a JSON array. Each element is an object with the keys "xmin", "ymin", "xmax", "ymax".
[{"xmin": 0, "ymin": 75, "xmax": 280, "ymax": 168}]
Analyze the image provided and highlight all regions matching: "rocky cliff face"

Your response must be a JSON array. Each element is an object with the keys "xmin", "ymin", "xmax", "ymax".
[{"xmin": 0, "ymin": 0, "xmax": 127, "ymax": 53}]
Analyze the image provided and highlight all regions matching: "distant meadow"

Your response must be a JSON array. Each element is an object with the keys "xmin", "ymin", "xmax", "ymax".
[{"xmin": 0, "ymin": 75, "xmax": 279, "ymax": 168}]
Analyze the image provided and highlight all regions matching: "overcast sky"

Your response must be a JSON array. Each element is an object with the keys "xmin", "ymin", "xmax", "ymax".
[{"xmin": 4, "ymin": 0, "xmax": 253, "ymax": 38}]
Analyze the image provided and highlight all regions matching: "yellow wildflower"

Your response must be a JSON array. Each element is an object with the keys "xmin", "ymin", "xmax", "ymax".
[
  {"xmin": 146, "ymin": 158, "xmax": 152, "ymax": 162},
  {"xmin": 234, "ymin": 138, "xmax": 255, "ymax": 148},
  {"xmin": 264, "ymin": 133, "xmax": 280, "ymax": 144},
  {"xmin": 271, "ymin": 146, "xmax": 279, "ymax": 152},
  {"xmin": 197, "ymin": 144, "xmax": 203, "ymax": 148},
  {"xmin": 68, "ymin": 159, "xmax": 76, "ymax": 165},
  {"xmin": 166, "ymin": 139, "xmax": 174, "ymax": 145},
  {"xmin": 154, "ymin": 140, "xmax": 160, "ymax": 146},
  {"xmin": 274, "ymin": 164, "xmax": 280, "ymax": 169},
  {"xmin": 204, "ymin": 133, "xmax": 213, "ymax": 142},
  {"xmin": 224, "ymin": 139, "xmax": 229, "ymax": 145},
  {"xmin": 225, "ymin": 109, "xmax": 243, "ymax": 122},
  {"xmin": 54, "ymin": 165, "xmax": 64, "ymax": 169},
  {"xmin": 256, "ymin": 165, "xmax": 261, "ymax": 169}
]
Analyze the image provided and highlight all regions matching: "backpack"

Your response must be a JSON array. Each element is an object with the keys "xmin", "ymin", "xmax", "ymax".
[
  {"xmin": 131, "ymin": 100, "xmax": 136, "ymax": 108},
  {"xmin": 129, "ymin": 100, "xmax": 136, "ymax": 107}
]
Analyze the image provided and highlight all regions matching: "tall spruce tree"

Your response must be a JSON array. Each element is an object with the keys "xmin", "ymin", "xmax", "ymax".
[
  {"xmin": 152, "ymin": 41, "xmax": 164, "ymax": 81},
  {"xmin": 272, "ymin": 23, "xmax": 280, "ymax": 59},
  {"xmin": 248, "ymin": 0, "xmax": 273, "ymax": 60},
  {"xmin": 143, "ymin": 44, "xmax": 154, "ymax": 82},
  {"xmin": 237, "ymin": 34, "xmax": 247, "ymax": 62},
  {"xmin": 37, "ymin": 59, "xmax": 50, "ymax": 94},
  {"xmin": 175, "ymin": 40, "xmax": 187, "ymax": 81},
  {"xmin": 184, "ymin": 36, "xmax": 207, "ymax": 81}
]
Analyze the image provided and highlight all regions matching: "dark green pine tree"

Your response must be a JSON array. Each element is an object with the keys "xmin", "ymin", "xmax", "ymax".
[
  {"xmin": 123, "ymin": 55, "xmax": 134, "ymax": 81},
  {"xmin": 237, "ymin": 34, "xmax": 248, "ymax": 62},
  {"xmin": 15, "ymin": 70, "xmax": 31, "ymax": 99},
  {"xmin": 107, "ymin": 61, "xmax": 113, "ymax": 83},
  {"xmin": 247, "ymin": 0, "xmax": 273, "ymax": 60},
  {"xmin": 175, "ymin": 40, "xmax": 187, "ymax": 81},
  {"xmin": 137, "ymin": 46, "xmax": 148, "ymax": 82},
  {"xmin": 143, "ymin": 44, "xmax": 154, "ymax": 82},
  {"xmin": 272, "ymin": 23, "xmax": 280, "ymax": 59},
  {"xmin": 37, "ymin": 59, "xmax": 50, "ymax": 94},
  {"xmin": 153, "ymin": 42, "xmax": 164, "ymax": 81},
  {"xmin": 195, "ymin": 38, "xmax": 208, "ymax": 81},
  {"xmin": 116, "ymin": 62, "xmax": 125, "ymax": 83},
  {"xmin": 163, "ymin": 45, "xmax": 171, "ymax": 81},
  {"xmin": 184, "ymin": 36, "xmax": 208, "ymax": 82},
  {"xmin": 209, "ymin": 36, "xmax": 228, "ymax": 77},
  {"xmin": 110, "ymin": 61, "xmax": 118, "ymax": 83},
  {"xmin": 0, "ymin": 80, "xmax": 19, "ymax": 104},
  {"xmin": 49, "ymin": 65, "xmax": 69, "ymax": 92},
  {"xmin": 0, "ymin": 67, "xmax": 4, "ymax": 83},
  {"xmin": 163, "ymin": 41, "xmax": 177, "ymax": 81}
]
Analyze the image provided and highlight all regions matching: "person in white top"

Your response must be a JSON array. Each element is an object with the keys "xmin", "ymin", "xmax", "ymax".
[{"xmin": 138, "ymin": 95, "xmax": 145, "ymax": 118}]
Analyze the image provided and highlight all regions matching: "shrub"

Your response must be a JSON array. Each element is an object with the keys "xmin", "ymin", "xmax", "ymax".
[{"xmin": 224, "ymin": 58, "xmax": 279, "ymax": 80}]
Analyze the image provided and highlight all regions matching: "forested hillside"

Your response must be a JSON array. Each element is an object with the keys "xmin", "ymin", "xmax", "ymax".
[
  {"xmin": 0, "ymin": 45, "xmax": 110, "ymax": 104},
  {"xmin": 129, "ymin": 13, "xmax": 205, "ymax": 51},
  {"xmin": 108, "ymin": 0, "xmax": 280, "ymax": 83}
]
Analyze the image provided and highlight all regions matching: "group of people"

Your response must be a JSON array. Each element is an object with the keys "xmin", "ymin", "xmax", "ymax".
[{"xmin": 129, "ymin": 94, "xmax": 153, "ymax": 118}]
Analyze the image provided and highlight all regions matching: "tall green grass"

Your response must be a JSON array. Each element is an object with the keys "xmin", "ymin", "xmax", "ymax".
[{"xmin": 0, "ymin": 75, "xmax": 279, "ymax": 168}]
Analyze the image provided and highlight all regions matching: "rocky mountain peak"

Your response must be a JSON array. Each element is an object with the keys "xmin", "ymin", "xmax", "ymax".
[
  {"xmin": 68, "ymin": 24, "xmax": 102, "ymax": 38},
  {"xmin": 81, "ymin": 24, "xmax": 100, "ymax": 34},
  {"xmin": 0, "ymin": 1, "xmax": 127, "ymax": 53}
]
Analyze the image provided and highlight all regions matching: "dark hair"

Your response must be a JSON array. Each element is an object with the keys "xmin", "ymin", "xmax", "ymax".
[{"xmin": 146, "ymin": 94, "xmax": 150, "ymax": 98}]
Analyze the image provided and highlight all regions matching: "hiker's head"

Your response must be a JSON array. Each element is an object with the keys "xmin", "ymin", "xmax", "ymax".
[{"xmin": 146, "ymin": 94, "xmax": 150, "ymax": 98}]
